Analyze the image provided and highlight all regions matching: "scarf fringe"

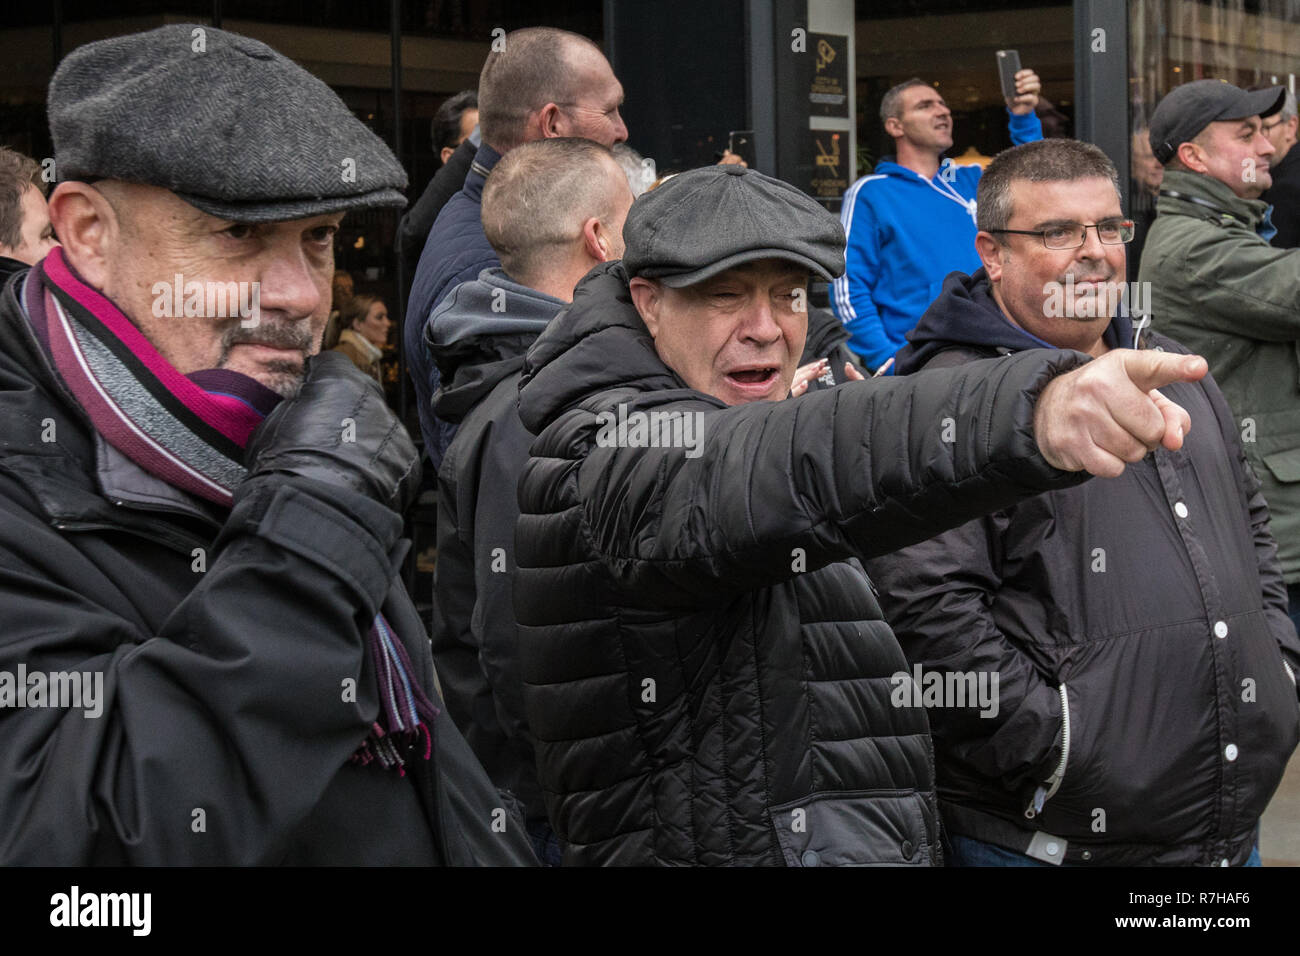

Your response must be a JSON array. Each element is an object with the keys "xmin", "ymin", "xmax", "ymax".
[{"xmin": 349, "ymin": 614, "xmax": 440, "ymax": 773}]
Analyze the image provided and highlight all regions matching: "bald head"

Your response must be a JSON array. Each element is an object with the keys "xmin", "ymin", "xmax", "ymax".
[
  {"xmin": 478, "ymin": 27, "xmax": 626, "ymax": 152},
  {"xmin": 481, "ymin": 137, "xmax": 634, "ymax": 300}
]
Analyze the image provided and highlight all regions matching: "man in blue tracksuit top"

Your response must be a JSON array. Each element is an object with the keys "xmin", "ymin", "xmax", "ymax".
[{"xmin": 833, "ymin": 72, "xmax": 1043, "ymax": 372}]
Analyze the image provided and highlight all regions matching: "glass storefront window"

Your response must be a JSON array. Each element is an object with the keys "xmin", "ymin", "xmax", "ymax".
[
  {"xmin": 1128, "ymin": 0, "xmax": 1299, "ymax": 269},
  {"xmin": 854, "ymin": 1, "xmax": 1075, "ymax": 174}
]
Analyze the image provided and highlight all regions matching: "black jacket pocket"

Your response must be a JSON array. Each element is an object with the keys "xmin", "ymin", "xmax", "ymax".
[{"xmin": 768, "ymin": 789, "xmax": 934, "ymax": 866}]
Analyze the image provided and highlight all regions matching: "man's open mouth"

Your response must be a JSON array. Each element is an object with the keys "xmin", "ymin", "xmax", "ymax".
[{"xmin": 726, "ymin": 367, "xmax": 779, "ymax": 388}]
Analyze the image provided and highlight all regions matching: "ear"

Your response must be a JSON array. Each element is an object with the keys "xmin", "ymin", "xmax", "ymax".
[
  {"xmin": 46, "ymin": 182, "xmax": 118, "ymax": 290},
  {"xmin": 537, "ymin": 103, "xmax": 565, "ymax": 138},
  {"xmin": 628, "ymin": 276, "xmax": 662, "ymax": 337},
  {"xmin": 974, "ymin": 231, "xmax": 1005, "ymax": 282},
  {"xmin": 883, "ymin": 115, "xmax": 904, "ymax": 139},
  {"xmin": 581, "ymin": 217, "xmax": 609, "ymax": 262},
  {"xmin": 440, "ymin": 145, "xmax": 455, "ymax": 165},
  {"xmin": 1176, "ymin": 140, "xmax": 1209, "ymax": 174}
]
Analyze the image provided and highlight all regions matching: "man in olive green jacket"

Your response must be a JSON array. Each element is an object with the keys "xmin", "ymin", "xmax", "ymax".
[{"xmin": 1140, "ymin": 80, "xmax": 1300, "ymax": 628}]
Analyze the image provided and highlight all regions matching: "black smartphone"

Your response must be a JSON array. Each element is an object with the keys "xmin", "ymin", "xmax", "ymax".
[
  {"xmin": 727, "ymin": 130, "xmax": 756, "ymax": 169},
  {"xmin": 996, "ymin": 49, "xmax": 1022, "ymax": 102}
]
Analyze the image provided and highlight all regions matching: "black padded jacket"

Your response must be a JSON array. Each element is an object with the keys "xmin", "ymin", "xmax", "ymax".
[{"xmin": 512, "ymin": 262, "xmax": 1091, "ymax": 866}]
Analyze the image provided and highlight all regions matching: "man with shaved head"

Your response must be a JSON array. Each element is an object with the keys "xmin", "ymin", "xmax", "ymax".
[
  {"xmin": 428, "ymin": 137, "xmax": 634, "ymax": 864},
  {"xmin": 406, "ymin": 26, "xmax": 628, "ymax": 472}
]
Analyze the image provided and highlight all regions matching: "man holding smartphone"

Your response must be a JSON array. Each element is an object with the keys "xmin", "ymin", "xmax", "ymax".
[{"xmin": 832, "ymin": 60, "xmax": 1042, "ymax": 372}]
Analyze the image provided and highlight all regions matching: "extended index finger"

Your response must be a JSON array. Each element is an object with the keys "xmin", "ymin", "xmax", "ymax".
[{"xmin": 1122, "ymin": 350, "xmax": 1208, "ymax": 393}]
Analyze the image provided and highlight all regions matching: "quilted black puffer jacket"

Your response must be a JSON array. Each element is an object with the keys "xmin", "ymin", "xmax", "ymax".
[{"xmin": 512, "ymin": 262, "xmax": 1089, "ymax": 866}]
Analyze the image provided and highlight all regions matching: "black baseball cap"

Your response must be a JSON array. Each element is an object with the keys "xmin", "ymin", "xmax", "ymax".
[
  {"xmin": 621, "ymin": 164, "xmax": 845, "ymax": 288},
  {"xmin": 1149, "ymin": 79, "xmax": 1286, "ymax": 165}
]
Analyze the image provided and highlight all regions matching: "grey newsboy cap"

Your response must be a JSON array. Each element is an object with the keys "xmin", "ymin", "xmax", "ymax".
[
  {"xmin": 49, "ymin": 24, "xmax": 407, "ymax": 221},
  {"xmin": 1149, "ymin": 79, "xmax": 1286, "ymax": 165},
  {"xmin": 622, "ymin": 164, "xmax": 845, "ymax": 287}
]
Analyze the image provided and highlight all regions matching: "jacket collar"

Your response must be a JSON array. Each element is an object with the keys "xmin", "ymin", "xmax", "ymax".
[
  {"xmin": 1156, "ymin": 169, "xmax": 1271, "ymax": 229},
  {"xmin": 338, "ymin": 326, "xmax": 383, "ymax": 363},
  {"xmin": 466, "ymin": 143, "xmax": 503, "ymax": 198}
]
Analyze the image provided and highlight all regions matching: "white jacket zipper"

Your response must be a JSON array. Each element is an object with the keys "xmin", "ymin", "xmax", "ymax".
[{"xmin": 1025, "ymin": 683, "xmax": 1071, "ymax": 819}]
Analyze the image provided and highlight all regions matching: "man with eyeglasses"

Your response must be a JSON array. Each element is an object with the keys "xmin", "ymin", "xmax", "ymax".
[
  {"xmin": 1258, "ymin": 87, "xmax": 1299, "ymax": 249},
  {"xmin": 865, "ymin": 138, "xmax": 1300, "ymax": 867},
  {"xmin": 1140, "ymin": 80, "xmax": 1300, "ymax": 634}
]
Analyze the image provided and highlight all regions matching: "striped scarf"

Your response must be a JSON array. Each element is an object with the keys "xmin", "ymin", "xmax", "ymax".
[{"xmin": 24, "ymin": 248, "xmax": 437, "ymax": 773}]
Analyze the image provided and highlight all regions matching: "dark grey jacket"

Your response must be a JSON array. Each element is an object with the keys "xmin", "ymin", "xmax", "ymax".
[
  {"xmin": 869, "ymin": 270, "xmax": 1300, "ymax": 865},
  {"xmin": 0, "ymin": 268, "xmax": 536, "ymax": 865},
  {"xmin": 512, "ymin": 262, "xmax": 1092, "ymax": 866},
  {"xmin": 429, "ymin": 268, "xmax": 562, "ymax": 823}
]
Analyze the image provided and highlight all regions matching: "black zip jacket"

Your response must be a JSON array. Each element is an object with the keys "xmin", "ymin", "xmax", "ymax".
[
  {"xmin": 0, "ymin": 268, "xmax": 536, "ymax": 865},
  {"xmin": 512, "ymin": 262, "xmax": 1093, "ymax": 866},
  {"xmin": 868, "ymin": 270, "xmax": 1300, "ymax": 865}
]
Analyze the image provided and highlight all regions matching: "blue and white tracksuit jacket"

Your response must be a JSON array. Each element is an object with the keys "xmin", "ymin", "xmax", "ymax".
[{"xmin": 832, "ymin": 110, "xmax": 1042, "ymax": 371}]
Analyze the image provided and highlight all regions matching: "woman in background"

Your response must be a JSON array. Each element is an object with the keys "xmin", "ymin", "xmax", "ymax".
[{"xmin": 326, "ymin": 293, "xmax": 390, "ymax": 383}]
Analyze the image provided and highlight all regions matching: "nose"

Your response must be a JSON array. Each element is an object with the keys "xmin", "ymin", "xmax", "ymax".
[
  {"xmin": 1077, "ymin": 224, "xmax": 1108, "ymax": 261},
  {"xmin": 257, "ymin": 249, "xmax": 324, "ymax": 321},
  {"xmin": 611, "ymin": 110, "xmax": 629, "ymax": 145},
  {"xmin": 737, "ymin": 296, "xmax": 783, "ymax": 346},
  {"xmin": 1257, "ymin": 130, "xmax": 1276, "ymax": 157}
]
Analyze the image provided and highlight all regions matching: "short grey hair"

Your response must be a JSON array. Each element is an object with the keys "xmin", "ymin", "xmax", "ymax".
[
  {"xmin": 611, "ymin": 143, "xmax": 652, "ymax": 197},
  {"xmin": 481, "ymin": 137, "xmax": 621, "ymax": 284},
  {"xmin": 977, "ymin": 139, "xmax": 1122, "ymax": 235},
  {"xmin": 477, "ymin": 27, "xmax": 604, "ymax": 152},
  {"xmin": 880, "ymin": 77, "xmax": 931, "ymax": 127}
]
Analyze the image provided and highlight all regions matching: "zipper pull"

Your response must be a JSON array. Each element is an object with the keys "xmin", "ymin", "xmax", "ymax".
[{"xmin": 1024, "ymin": 785, "xmax": 1047, "ymax": 820}]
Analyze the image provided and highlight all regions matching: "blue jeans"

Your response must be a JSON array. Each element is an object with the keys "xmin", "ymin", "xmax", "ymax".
[
  {"xmin": 526, "ymin": 818, "xmax": 564, "ymax": 867},
  {"xmin": 945, "ymin": 834, "xmax": 1261, "ymax": 867}
]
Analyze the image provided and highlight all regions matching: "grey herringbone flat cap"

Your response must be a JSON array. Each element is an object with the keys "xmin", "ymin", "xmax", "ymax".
[
  {"xmin": 622, "ymin": 164, "xmax": 845, "ymax": 287},
  {"xmin": 48, "ymin": 24, "xmax": 407, "ymax": 222}
]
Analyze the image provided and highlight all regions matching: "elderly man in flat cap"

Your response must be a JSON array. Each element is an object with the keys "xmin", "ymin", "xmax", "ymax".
[
  {"xmin": 1139, "ymin": 79, "xmax": 1300, "ymax": 632},
  {"xmin": 511, "ymin": 163, "xmax": 1209, "ymax": 866},
  {"xmin": 0, "ymin": 24, "xmax": 535, "ymax": 865}
]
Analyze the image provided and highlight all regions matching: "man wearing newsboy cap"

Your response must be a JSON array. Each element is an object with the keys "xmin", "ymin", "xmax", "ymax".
[
  {"xmin": 0, "ymin": 24, "xmax": 535, "ymax": 865},
  {"xmin": 511, "ymin": 163, "xmax": 1210, "ymax": 866},
  {"xmin": 1139, "ymin": 79, "xmax": 1300, "ymax": 632}
]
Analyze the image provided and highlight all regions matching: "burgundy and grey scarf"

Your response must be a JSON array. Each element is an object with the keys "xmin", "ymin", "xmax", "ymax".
[{"xmin": 24, "ymin": 247, "xmax": 437, "ymax": 773}]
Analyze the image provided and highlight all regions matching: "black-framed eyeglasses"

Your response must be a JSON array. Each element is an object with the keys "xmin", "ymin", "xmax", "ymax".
[
  {"xmin": 986, "ymin": 219, "xmax": 1136, "ymax": 249},
  {"xmin": 1262, "ymin": 118, "xmax": 1284, "ymax": 133}
]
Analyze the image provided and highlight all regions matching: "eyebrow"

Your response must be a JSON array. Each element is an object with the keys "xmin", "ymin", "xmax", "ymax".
[{"xmin": 1026, "ymin": 216, "xmax": 1123, "ymax": 229}]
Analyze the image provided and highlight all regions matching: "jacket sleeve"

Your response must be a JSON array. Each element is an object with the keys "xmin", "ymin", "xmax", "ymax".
[
  {"xmin": 831, "ymin": 185, "xmax": 895, "ymax": 371},
  {"xmin": 431, "ymin": 398, "xmax": 535, "ymax": 791},
  {"xmin": 1203, "ymin": 365, "xmax": 1300, "ymax": 688},
  {"xmin": 863, "ymin": 514, "xmax": 1064, "ymax": 788},
  {"xmin": 1006, "ymin": 108, "xmax": 1043, "ymax": 145},
  {"xmin": 568, "ymin": 349, "xmax": 1089, "ymax": 606},
  {"xmin": 0, "ymin": 474, "xmax": 412, "ymax": 864},
  {"xmin": 1165, "ymin": 230, "xmax": 1300, "ymax": 341}
]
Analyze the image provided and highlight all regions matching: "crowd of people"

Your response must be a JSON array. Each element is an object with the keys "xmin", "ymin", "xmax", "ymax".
[{"xmin": 0, "ymin": 20, "xmax": 1297, "ymax": 868}]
